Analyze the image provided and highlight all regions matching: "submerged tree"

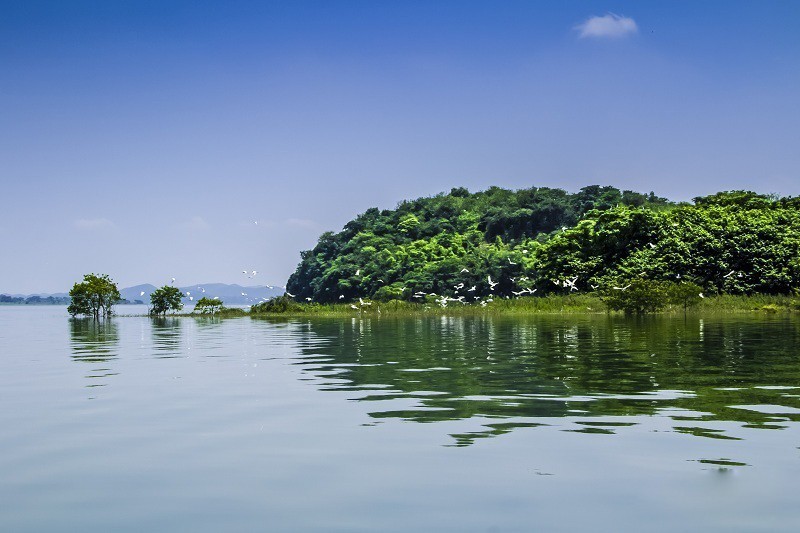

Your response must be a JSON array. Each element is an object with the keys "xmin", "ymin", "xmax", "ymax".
[
  {"xmin": 149, "ymin": 285, "xmax": 184, "ymax": 316},
  {"xmin": 193, "ymin": 297, "xmax": 223, "ymax": 315},
  {"xmin": 68, "ymin": 273, "xmax": 121, "ymax": 319}
]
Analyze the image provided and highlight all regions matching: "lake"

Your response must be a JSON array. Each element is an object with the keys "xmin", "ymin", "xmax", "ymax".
[{"xmin": 1, "ymin": 305, "xmax": 799, "ymax": 531}]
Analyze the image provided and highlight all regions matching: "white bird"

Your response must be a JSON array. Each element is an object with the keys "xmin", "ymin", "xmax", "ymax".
[
  {"xmin": 213, "ymin": 296, "xmax": 219, "ymax": 300},
  {"xmin": 171, "ymin": 278, "xmax": 175, "ymax": 284},
  {"xmin": 460, "ymin": 268, "xmax": 470, "ymax": 273},
  {"xmin": 468, "ymin": 285, "xmax": 477, "ymax": 292},
  {"xmin": 648, "ymin": 242, "xmax": 656, "ymax": 249},
  {"xmin": 140, "ymin": 291, "xmax": 145, "ymax": 296},
  {"xmin": 241, "ymin": 292, "xmax": 247, "ymax": 296},
  {"xmin": 252, "ymin": 270, "xmax": 257, "ymax": 276},
  {"xmin": 377, "ymin": 279, "xmax": 384, "ymax": 283},
  {"xmin": 201, "ymin": 288, "xmax": 206, "ymax": 293},
  {"xmin": 186, "ymin": 291, "xmax": 190, "ymax": 296},
  {"xmin": 355, "ymin": 269, "xmax": 361, "ymax": 276},
  {"xmin": 189, "ymin": 296, "xmax": 193, "ymax": 301},
  {"xmin": 286, "ymin": 292, "xmax": 295, "ymax": 298},
  {"xmin": 487, "ymin": 276, "xmax": 498, "ymax": 289},
  {"xmin": 522, "ymin": 249, "xmax": 529, "ymax": 253},
  {"xmin": 613, "ymin": 284, "xmax": 631, "ymax": 291},
  {"xmin": 339, "ymin": 295, "xmax": 345, "ymax": 300},
  {"xmin": 508, "ymin": 258, "xmax": 517, "ymax": 265},
  {"xmin": 306, "ymin": 297, "xmax": 312, "ymax": 301},
  {"xmin": 350, "ymin": 304, "xmax": 359, "ymax": 309},
  {"xmin": 254, "ymin": 220, "xmax": 258, "ymax": 225},
  {"xmin": 454, "ymin": 282, "xmax": 465, "ymax": 290},
  {"xmin": 723, "ymin": 270, "xmax": 735, "ymax": 278},
  {"xmin": 590, "ymin": 284, "xmax": 598, "ymax": 290},
  {"xmin": 699, "ymin": 293, "xmax": 705, "ymax": 298}
]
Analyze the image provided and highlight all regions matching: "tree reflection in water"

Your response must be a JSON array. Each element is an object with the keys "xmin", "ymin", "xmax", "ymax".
[
  {"xmin": 150, "ymin": 316, "xmax": 183, "ymax": 358},
  {"xmin": 69, "ymin": 318, "xmax": 120, "ymax": 392},
  {"xmin": 255, "ymin": 315, "xmax": 800, "ymax": 445}
]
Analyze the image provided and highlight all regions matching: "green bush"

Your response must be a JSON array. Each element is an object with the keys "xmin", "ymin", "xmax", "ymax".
[
  {"xmin": 249, "ymin": 295, "xmax": 304, "ymax": 314},
  {"xmin": 601, "ymin": 279, "xmax": 671, "ymax": 314}
]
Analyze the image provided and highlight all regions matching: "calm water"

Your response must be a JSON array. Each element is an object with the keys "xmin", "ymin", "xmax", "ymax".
[{"xmin": 1, "ymin": 306, "xmax": 799, "ymax": 531}]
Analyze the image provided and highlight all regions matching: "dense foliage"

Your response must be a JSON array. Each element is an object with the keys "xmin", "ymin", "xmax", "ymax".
[
  {"xmin": 68, "ymin": 273, "xmax": 121, "ymax": 318},
  {"xmin": 287, "ymin": 187, "xmax": 799, "ymax": 304},
  {"xmin": 287, "ymin": 185, "xmax": 669, "ymax": 302},
  {"xmin": 149, "ymin": 285, "xmax": 184, "ymax": 316},
  {"xmin": 193, "ymin": 297, "xmax": 223, "ymax": 314}
]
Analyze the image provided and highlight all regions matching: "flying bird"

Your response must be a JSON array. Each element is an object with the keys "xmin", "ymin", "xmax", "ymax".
[{"xmin": 286, "ymin": 292, "xmax": 295, "ymax": 298}]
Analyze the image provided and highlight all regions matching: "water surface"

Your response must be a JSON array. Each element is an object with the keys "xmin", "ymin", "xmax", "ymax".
[{"xmin": 1, "ymin": 306, "xmax": 799, "ymax": 531}]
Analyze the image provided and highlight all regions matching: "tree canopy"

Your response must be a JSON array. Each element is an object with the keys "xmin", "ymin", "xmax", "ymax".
[
  {"xmin": 287, "ymin": 187, "xmax": 799, "ymax": 303},
  {"xmin": 149, "ymin": 285, "xmax": 184, "ymax": 316},
  {"xmin": 68, "ymin": 273, "xmax": 121, "ymax": 318}
]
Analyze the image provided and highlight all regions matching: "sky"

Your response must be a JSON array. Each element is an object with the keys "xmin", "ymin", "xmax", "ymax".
[{"xmin": 1, "ymin": 0, "xmax": 798, "ymax": 293}]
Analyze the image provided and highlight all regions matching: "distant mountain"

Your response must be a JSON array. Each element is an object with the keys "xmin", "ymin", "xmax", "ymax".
[
  {"xmin": 4, "ymin": 283, "xmax": 286, "ymax": 307},
  {"xmin": 121, "ymin": 283, "xmax": 286, "ymax": 306}
]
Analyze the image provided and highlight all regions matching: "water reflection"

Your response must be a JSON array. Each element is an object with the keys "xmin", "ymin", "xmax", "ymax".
[
  {"xmin": 150, "ymin": 316, "xmax": 183, "ymax": 358},
  {"xmin": 69, "ymin": 318, "xmax": 120, "ymax": 392},
  {"xmin": 69, "ymin": 319, "xmax": 119, "ymax": 362},
  {"xmin": 269, "ymin": 315, "xmax": 800, "ymax": 445}
]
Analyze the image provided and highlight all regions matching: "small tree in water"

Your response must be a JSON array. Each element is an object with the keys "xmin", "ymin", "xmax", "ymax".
[
  {"xmin": 68, "ymin": 273, "xmax": 121, "ymax": 318},
  {"xmin": 601, "ymin": 279, "xmax": 670, "ymax": 315},
  {"xmin": 149, "ymin": 285, "xmax": 184, "ymax": 316},
  {"xmin": 193, "ymin": 297, "xmax": 223, "ymax": 315},
  {"xmin": 667, "ymin": 281, "xmax": 704, "ymax": 312}
]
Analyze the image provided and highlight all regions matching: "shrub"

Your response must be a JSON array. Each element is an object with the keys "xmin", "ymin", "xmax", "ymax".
[
  {"xmin": 601, "ymin": 279, "xmax": 671, "ymax": 314},
  {"xmin": 250, "ymin": 295, "xmax": 304, "ymax": 314}
]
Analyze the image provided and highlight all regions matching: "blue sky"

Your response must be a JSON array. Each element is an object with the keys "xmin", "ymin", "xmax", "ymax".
[{"xmin": 1, "ymin": 1, "xmax": 798, "ymax": 293}]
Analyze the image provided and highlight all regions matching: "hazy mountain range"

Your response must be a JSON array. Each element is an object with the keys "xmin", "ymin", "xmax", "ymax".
[{"xmin": 2, "ymin": 283, "xmax": 286, "ymax": 306}]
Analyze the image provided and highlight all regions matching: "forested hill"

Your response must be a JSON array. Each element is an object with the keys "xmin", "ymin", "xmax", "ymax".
[{"xmin": 286, "ymin": 186, "xmax": 800, "ymax": 303}]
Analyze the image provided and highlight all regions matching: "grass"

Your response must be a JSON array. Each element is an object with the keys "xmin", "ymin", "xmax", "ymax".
[
  {"xmin": 122, "ymin": 294, "xmax": 800, "ymax": 319},
  {"xmin": 244, "ymin": 294, "xmax": 800, "ymax": 318}
]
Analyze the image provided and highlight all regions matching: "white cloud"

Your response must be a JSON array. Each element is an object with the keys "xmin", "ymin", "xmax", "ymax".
[
  {"xmin": 74, "ymin": 218, "xmax": 116, "ymax": 230},
  {"xmin": 179, "ymin": 216, "xmax": 210, "ymax": 230},
  {"xmin": 575, "ymin": 13, "xmax": 638, "ymax": 39}
]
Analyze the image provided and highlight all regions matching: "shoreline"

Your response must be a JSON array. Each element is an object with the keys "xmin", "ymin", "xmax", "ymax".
[{"xmin": 109, "ymin": 294, "xmax": 799, "ymax": 319}]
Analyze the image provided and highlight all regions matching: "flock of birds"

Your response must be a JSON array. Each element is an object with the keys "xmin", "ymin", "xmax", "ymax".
[{"xmin": 141, "ymin": 226, "xmax": 744, "ymax": 309}]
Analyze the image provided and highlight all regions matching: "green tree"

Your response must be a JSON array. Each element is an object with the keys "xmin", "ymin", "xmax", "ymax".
[
  {"xmin": 68, "ymin": 273, "xmax": 121, "ymax": 318},
  {"xmin": 193, "ymin": 297, "xmax": 223, "ymax": 315},
  {"xmin": 601, "ymin": 279, "xmax": 671, "ymax": 315},
  {"xmin": 149, "ymin": 285, "xmax": 184, "ymax": 316},
  {"xmin": 667, "ymin": 281, "xmax": 704, "ymax": 312}
]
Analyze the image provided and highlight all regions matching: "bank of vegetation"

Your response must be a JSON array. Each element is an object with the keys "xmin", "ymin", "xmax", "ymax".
[{"xmin": 284, "ymin": 186, "xmax": 799, "ymax": 314}]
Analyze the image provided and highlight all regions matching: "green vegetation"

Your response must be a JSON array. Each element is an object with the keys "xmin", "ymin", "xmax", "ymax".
[
  {"xmin": 193, "ymin": 297, "xmax": 223, "ymax": 314},
  {"xmin": 67, "ymin": 273, "xmax": 121, "ymax": 318},
  {"xmin": 600, "ymin": 280, "xmax": 705, "ymax": 315},
  {"xmin": 192, "ymin": 297, "xmax": 247, "ymax": 317},
  {"xmin": 1, "ymin": 294, "xmax": 71, "ymax": 305},
  {"xmin": 286, "ymin": 187, "xmax": 800, "ymax": 313},
  {"xmin": 149, "ymin": 285, "xmax": 184, "ymax": 316}
]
